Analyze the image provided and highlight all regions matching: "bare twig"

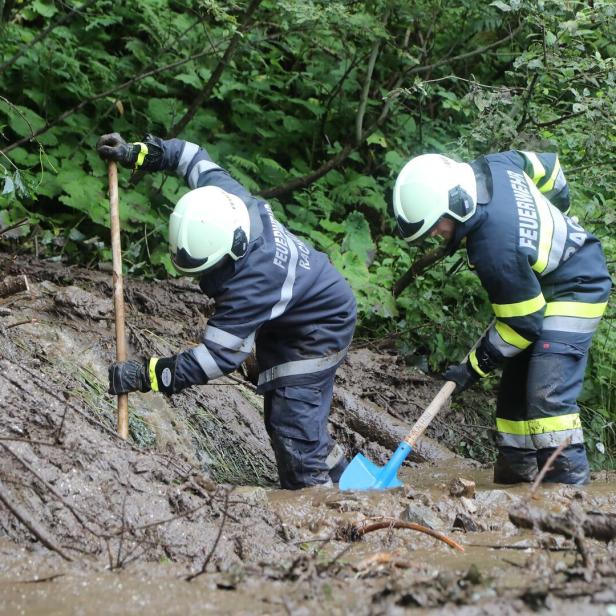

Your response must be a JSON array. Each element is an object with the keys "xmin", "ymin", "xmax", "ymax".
[
  {"xmin": 529, "ymin": 437, "xmax": 572, "ymax": 499},
  {"xmin": 186, "ymin": 488, "xmax": 233, "ymax": 581},
  {"xmin": 0, "ymin": 0, "xmax": 98, "ymax": 75},
  {"xmin": 393, "ymin": 244, "xmax": 450, "ymax": 297},
  {"xmin": 0, "ymin": 218, "xmax": 28, "ymax": 236},
  {"xmin": 169, "ymin": 0, "xmax": 263, "ymax": 138},
  {"xmin": 0, "ymin": 477, "xmax": 73, "ymax": 561},
  {"xmin": 341, "ymin": 516, "xmax": 464, "ymax": 552}
]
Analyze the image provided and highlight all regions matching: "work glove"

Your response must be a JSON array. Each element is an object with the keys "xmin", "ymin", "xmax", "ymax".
[
  {"xmin": 108, "ymin": 359, "xmax": 151, "ymax": 395},
  {"xmin": 108, "ymin": 356, "xmax": 179, "ymax": 396},
  {"xmin": 96, "ymin": 133, "xmax": 164, "ymax": 171},
  {"xmin": 442, "ymin": 362, "xmax": 480, "ymax": 395}
]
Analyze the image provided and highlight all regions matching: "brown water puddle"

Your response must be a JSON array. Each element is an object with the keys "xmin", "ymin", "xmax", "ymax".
[{"xmin": 1, "ymin": 464, "xmax": 615, "ymax": 615}]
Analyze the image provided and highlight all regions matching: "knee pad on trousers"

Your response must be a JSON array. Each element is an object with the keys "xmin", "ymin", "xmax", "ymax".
[
  {"xmin": 493, "ymin": 447, "xmax": 538, "ymax": 484},
  {"xmin": 537, "ymin": 443, "xmax": 589, "ymax": 485}
]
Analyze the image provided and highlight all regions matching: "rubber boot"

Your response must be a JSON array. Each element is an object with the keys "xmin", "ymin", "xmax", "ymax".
[
  {"xmin": 493, "ymin": 447, "xmax": 538, "ymax": 484},
  {"xmin": 326, "ymin": 443, "xmax": 348, "ymax": 483},
  {"xmin": 536, "ymin": 443, "xmax": 590, "ymax": 485}
]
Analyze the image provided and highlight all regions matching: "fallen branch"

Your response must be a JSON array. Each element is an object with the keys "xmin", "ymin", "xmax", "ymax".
[
  {"xmin": 339, "ymin": 516, "xmax": 464, "ymax": 552},
  {"xmin": 0, "ymin": 275, "xmax": 29, "ymax": 299},
  {"xmin": 332, "ymin": 390, "xmax": 455, "ymax": 462},
  {"xmin": 0, "ymin": 477, "xmax": 73, "ymax": 561},
  {"xmin": 509, "ymin": 502, "xmax": 616, "ymax": 543}
]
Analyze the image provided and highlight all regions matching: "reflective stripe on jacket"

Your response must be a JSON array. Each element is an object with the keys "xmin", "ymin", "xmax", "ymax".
[{"xmin": 160, "ymin": 139, "xmax": 356, "ymax": 393}]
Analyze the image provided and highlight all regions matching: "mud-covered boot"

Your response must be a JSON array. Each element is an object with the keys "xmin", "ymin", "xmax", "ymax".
[
  {"xmin": 536, "ymin": 443, "xmax": 590, "ymax": 485},
  {"xmin": 326, "ymin": 443, "xmax": 348, "ymax": 483},
  {"xmin": 493, "ymin": 447, "xmax": 538, "ymax": 484}
]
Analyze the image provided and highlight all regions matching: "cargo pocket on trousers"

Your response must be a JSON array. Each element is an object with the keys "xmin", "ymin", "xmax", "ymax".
[{"xmin": 270, "ymin": 386, "xmax": 322, "ymax": 442}]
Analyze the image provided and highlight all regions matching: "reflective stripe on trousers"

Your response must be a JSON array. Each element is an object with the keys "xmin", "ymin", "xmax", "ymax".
[
  {"xmin": 258, "ymin": 345, "xmax": 350, "ymax": 387},
  {"xmin": 495, "ymin": 331, "xmax": 594, "ymax": 451}
]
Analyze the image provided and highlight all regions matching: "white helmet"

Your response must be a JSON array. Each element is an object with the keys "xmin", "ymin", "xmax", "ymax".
[
  {"xmin": 393, "ymin": 154, "xmax": 477, "ymax": 242},
  {"xmin": 168, "ymin": 186, "xmax": 250, "ymax": 275}
]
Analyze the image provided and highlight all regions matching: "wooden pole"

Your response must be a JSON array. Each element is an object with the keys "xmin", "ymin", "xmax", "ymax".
[{"xmin": 108, "ymin": 161, "xmax": 129, "ymax": 439}]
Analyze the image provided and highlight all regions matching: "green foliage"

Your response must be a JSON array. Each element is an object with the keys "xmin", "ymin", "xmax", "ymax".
[{"xmin": 0, "ymin": 0, "xmax": 614, "ymax": 463}]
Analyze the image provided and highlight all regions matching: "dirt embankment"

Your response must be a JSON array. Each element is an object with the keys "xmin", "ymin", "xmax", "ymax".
[{"xmin": 1, "ymin": 254, "xmax": 616, "ymax": 615}]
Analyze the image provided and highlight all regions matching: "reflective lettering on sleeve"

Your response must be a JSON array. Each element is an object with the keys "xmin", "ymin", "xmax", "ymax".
[
  {"xmin": 176, "ymin": 142, "xmax": 200, "ymax": 178},
  {"xmin": 532, "ymin": 191, "xmax": 554, "ymax": 274},
  {"xmin": 542, "ymin": 207, "xmax": 567, "ymax": 275},
  {"xmin": 488, "ymin": 321, "xmax": 532, "ymax": 357},
  {"xmin": 521, "ymin": 151, "xmax": 545, "ymax": 184},
  {"xmin": 542, "ymin": 315, "xmax": 602, "ymax": 333},
  {"xmin": 492, "ymin": 292, "xmax": 545, "ymax": 318},
  {"xmin": 191, "ymin": 344, "xmax": 224, "ymax": 380},
  {"xmin": 148, "ymin": 357, "xmax": 160, "ymax": 392},
  {"xmin": 270, "ymin": 233, "xmax": 298, "ymax": 319},
  {"xmin": 469, "ymin": 349, "xmax": 488, "ymax": 377},
  {"xmin": 133, "ymin": 143, "xmax": 148, "ymax": 169},
  {"xmin": 539, "ymin": 158, "xmax": 561, "ymax": 193},
  {"xmin": 258, "ymin": 345, "xmax": 349, "ymax": 386},
  {"xmin": 188, "ymin": 160, "xmax": 221, "ymax": 188},
  {"xmin": 203, "ymin": 326, "xmax": 255, "ymax": 353},
  {"xmin": 545, "ymin": 301, "xmax": 608, "ymax": 318}
]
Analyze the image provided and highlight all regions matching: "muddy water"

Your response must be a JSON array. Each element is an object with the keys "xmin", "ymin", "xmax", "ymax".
[{"xmin": 2, "ymin": 463, "xmax": 615, "ymax": 615}]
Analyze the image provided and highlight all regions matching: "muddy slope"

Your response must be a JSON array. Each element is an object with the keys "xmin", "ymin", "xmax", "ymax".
[{"xmin": 1, "ymin": 253, "xmax": 616, "ymax": 615}]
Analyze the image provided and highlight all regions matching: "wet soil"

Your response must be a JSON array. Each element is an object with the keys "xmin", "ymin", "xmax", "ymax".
[{"xmin": 1, "ymin": 253, "xmax": 615, "ymax": 615}]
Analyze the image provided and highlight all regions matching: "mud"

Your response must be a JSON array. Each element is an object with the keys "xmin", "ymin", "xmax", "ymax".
[{"xmin": 1, "ymin": 253, "xmax": 615, "ymax": 615}]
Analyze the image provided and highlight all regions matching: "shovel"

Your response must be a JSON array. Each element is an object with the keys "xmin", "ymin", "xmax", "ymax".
[
  {"xmin": 339, "ymin": 326, "xmax": 491, "ymax": 491},
  {"xmin": 108, "ymin": 161, "xmax": 129, "ymax": 439}
]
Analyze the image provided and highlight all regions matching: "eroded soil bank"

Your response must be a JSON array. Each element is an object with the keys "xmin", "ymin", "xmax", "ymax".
[{"xmin": 1, "ymin": 254, "xmax": 615, "ymax": 615}]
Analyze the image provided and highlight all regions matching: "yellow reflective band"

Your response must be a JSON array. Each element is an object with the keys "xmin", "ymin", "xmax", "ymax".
[
  {"xmin": 496, "ymin": 413, "xmax": 581, "ymax": 435},
  {"xmin": 522, "ymin": 151, "xmax": 545, "ymax": 184},
  {"xmin": 540, "ymin": 159, "xmax": 561, "ymax": 193},
  {"xmin": 469, "ymin": 350, "xmax": 488, "ymax": 377},
  {"xmin": 495, "ymin": 321, "xmax": 532, "ymax": 350},
  {"xmin": 532, "ymin": 192, "xmax": 554, "ymax": 274},
  {"xmin": 133, "ymin": 142, "xmax": 149, "ymax": 169},
  {"xmin": 149, "ymin": 357, "xmax": 160, "ymax": 392},
  {"xmin": 545, "ymin": 301, "xmax": 608, "ymax": 318},
  {"xmin": 492, "ymin": 293, "xmax": 545, "ymax": 318}
]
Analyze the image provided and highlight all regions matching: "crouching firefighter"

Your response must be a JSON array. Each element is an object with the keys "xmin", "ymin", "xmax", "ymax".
[
  {"xmin": 96, "ymin": 133, "xmax": 356, "ymax": 489},
  {"xmin": 392, "ymin": 150, "xmax": 611, "ymax": 485}
]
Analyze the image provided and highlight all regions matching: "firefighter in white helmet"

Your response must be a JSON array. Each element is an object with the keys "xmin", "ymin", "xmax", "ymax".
[
  {"xmin": 393, "ymin": 150, "xmax": 611, "ymax": 485},
  {"xmin": 97, "ymin": 133, "xmax": 356, "ymax": 490}
]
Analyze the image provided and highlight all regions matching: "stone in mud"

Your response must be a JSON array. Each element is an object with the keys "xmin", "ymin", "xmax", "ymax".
[
  {"xmin": 475, "ymin": 489, "xmax": 514, "ymax": 509},
  {"xmin": 449, "ymin": 477, "xmax": 476, "ymax": 498},
  {"xmin": 54, "ymin": 285, "xmax": 113, "ymax": 320},
  {"xmin": 453, "ymin": 512, "xmax": 479, "ymax": 532},
  {"xmin": 401, "ymin": 503, "xmax": 444, "ymax": 529},
  {"xmin": 234, "ymin": 486, "xmax": 268, "ymax": 507}
]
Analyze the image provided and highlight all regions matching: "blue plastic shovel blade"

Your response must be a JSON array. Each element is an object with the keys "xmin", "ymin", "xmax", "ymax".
[{"xmin": 339, "ymin": 442, "xmax": 412, "ymax": 491}]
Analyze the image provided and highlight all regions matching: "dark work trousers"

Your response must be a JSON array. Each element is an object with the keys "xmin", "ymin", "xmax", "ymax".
[
  {"xmin": 494, "ymin": 330, "xmax": 595, "ymax": 485},
  {"xmin": 263, "ymin": 371, "xmax": 347, "ymax": 489}
]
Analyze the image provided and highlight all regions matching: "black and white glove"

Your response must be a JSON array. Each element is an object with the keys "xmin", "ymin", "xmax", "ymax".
[
  {"xmin": 96, "ymin": 133, "xmax": 164, "ymax": 171},
  {"xmin": 108, "ymin": 356, "xmax": 178, "ymax": 395},
  {"xmin": 442, "ymin": 362, "xmax": 480, "ymax": 395},
  {"xmin": 108, "ymin": 359, "xmax": 151, "ymax": 395}
]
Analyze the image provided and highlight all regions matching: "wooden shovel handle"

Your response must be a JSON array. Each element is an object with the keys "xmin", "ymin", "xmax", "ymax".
[
  {"xmin": 403, "ymin": 319, "xmax": 495, "ymax": 448},
  {"xmin": 108, "ymin": 161, "xmax": 129, "ymax": 439}
]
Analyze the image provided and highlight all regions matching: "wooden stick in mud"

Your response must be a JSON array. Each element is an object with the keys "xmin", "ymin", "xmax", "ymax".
[
  {"xmin": 342, "ymin": 516, "xmax": 464, "ymax": 552},
  {"xmin": 108, "ymin": 161, "xmax": 129, "ymax": 439},
  {"xmin": 509, "ymin": 502, "xmax": 616, "ymax": 543},
  {"xmin": 529, "ymin": 436, "xmax": 572, "ymax": 499},
  {"xmin": 0, "ymin": 477, "xmax": 73, "ymax": 561}
]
